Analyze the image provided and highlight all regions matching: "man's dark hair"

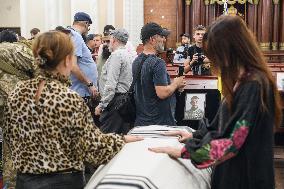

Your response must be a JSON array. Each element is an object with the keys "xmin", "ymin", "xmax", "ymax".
[
  {"xmin": 30, "ymin": 28, "xmax": 40, "ymax": 35},
  {"xmin": 55, "ymin": 26, "xmax": 66, "ymax": 31},
  {"xmin": 104, "ymin": 25, "xmax": 115, "ymax": 32},
  {"xmin": 103, "ymin": 25, "xmax": 115, "ymax": 36},
  {"xmin": 86, "ymin": 34, "xmax": 95, "ymax": 42},
  {"xmin": 54, "ymin": 26, "xmax": 71, "ymax": 35},
  {"xmin": 0, "ymin": 30, "xmax": 18, "ymax": 43},
  {"xmin": 102, "ymin": 44, "xmax": 111, "ymax": 60}
]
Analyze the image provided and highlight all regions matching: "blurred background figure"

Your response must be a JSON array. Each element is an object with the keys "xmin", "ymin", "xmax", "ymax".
[
  {"xmin": 0, "ymin": 30, "xmax": 18, "ymax": 43},
  {"xmin": 103, "ymin": 25, "xmax": 115, "ymax": 36},
  {"xmin": 29, "ymin": 28, "xmax": 40, "ymax": 40},
  {"xmin": 173, "ymin": 33, "xmax": 191, "ymax": 64},
  {"xmin": 86, "ymin": 34, "xmax": 102, "ymax": 62}
]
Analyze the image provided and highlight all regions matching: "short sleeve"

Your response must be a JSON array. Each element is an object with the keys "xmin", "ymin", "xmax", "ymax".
[{"xmin": 153, "ymin": 59, "xmax": 169, "ymax": 86}]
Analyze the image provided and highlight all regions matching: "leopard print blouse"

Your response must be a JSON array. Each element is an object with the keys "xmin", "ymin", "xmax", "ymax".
[{"xmin": 3, "ymin": 74, "xmax": 125, "ymax": 174}]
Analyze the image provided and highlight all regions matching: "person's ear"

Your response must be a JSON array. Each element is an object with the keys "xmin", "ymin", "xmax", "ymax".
[
  {"xmin": 64, "ymin": 54, "xmax": 73, "ymax": 68},
  {"xmin": 149, "ymin": 36, "xmax": 156, "ymax": 44}
]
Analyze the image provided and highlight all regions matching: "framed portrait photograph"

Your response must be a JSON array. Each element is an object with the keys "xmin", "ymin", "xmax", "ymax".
[
  {"xmin": 276, "ymin": 72, "xmax": 284, "ymax": 90},
  {"xmin": 184, "ymin": 93, "xmax": 206, "ymax": 120}
]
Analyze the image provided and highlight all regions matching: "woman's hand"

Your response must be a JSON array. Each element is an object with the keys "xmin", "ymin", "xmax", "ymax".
[
  {"xmin": 123, "ymin": 135, "xmax": 144, "ymax": 143},
  {"xmin": 148, "ymin": 146, "xmax": 182, "ymax": 158},
  {"xmin": 162, "ymin": 130, "xmax": 192, "ymax": 142}
]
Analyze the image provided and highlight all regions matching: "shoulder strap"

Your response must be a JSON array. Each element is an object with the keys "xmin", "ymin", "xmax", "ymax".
[{"xmin": 128, "ymin": 54, "xmax": 148, "ymax": 92}]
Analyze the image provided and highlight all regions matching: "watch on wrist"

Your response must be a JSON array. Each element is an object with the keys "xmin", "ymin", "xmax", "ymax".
[{"xmin": 87, "ymin": 82, "xmax": 94, "ymax": 87}]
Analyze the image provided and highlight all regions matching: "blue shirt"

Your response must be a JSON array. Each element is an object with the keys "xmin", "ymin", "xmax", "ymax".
[
  {"xmin": 69, "ymin": 29, "xmax": 98, "ymax": 97},
  {"xmin": 132, "ymin": 54, "xmax": 176, "ymax": 126},
  {"xmin": 173, "ymin": 45, "xmax": 190, "ymax": 64}
]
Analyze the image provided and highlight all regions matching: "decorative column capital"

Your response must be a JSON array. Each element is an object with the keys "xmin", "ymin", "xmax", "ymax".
[
  {"xmin": 185, "ymin": 0, "xmax": 191, "ymax": 6},
  {"xmin": 259, "ymin": 42, "xmax": 271, "ymax": 51},
  {"xmin": 253, "ymin": 0, "xmax": 259, "ymax": 4},
  {"xmin": 273, "ymin": 0, "xmax": 279, "ymax": 4},
  {"xmin": 247, "ymin": 0, "xmax": 259, "ymax": 4}
]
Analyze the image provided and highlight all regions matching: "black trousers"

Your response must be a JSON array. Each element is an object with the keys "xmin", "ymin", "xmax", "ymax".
[
  {"xmin": 99, "ymin": 108, "xmax": 131, "ymax": 134},
  {"xmin": 16, "ymin": 171, "xmax": 84, "ymax": 189}
]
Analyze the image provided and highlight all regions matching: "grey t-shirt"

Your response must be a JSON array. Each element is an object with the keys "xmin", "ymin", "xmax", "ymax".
[{"xmin": 132, "ymin": 53, "xmax": 176, "ymax": 126}]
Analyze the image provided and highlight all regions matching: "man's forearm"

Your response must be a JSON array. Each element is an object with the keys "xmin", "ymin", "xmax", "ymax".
[
  {"xmin": 155, "ymin": 82, "xmax": 178, "ymax": 100},
  {"xmin": 71, "ymin": 61, "xmax": 91, "ymax": 84}
]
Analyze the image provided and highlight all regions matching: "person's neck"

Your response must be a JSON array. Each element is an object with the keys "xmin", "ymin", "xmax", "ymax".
[
  {"xmin": 195, "ymin": 42, "xmax": 202, "ymax": 48},
  {"xmin": 72, "ymin": 25, "xmax": 83, "ymax": 34},
  {"xmin": 143, "ymin": 44, "xmax": 157, "ymax": 55},
  {"xmin": 50, "ymin": 69, "xmax": 68, "ymax": 78}
]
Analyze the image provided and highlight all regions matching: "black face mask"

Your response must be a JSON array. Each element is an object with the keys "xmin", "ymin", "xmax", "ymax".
[{"xmin": 102, "ymin": 44, "xmax": 111, "ymax": 60}]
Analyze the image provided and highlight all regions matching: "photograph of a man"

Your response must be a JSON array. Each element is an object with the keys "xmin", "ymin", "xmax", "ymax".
[
  {"xmin": 184, "ymin": 94, "xmax": 205, "ymax": 120},
  {"xmin": 276, "ymin": 72, "xmax": 284, "ymax": 90}
]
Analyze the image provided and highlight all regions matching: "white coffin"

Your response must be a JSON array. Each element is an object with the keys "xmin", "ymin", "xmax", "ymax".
[{"xmin": 85, "ymin": 125, "xmax": 211, "ymax": 189}]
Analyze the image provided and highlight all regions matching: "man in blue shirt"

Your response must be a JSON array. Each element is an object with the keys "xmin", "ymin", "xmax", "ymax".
[
  {"xmin": 69, "ymin": 12, "xmax": 98, "ymax": 97},
  {"xmin": 132, "ymin": 23, "xmax": 186, "ymax": 126},
  {"xmin": 173, "ymin": 33, "xmax": 191, "ymax": 64}
]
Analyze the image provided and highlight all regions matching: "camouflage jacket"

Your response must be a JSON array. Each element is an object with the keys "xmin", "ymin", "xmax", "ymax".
[{"xmin": 0, "ymin": 40, "xmax": 35, "ymax": 123}]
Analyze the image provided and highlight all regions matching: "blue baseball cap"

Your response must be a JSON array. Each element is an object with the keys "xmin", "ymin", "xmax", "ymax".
[{"xmin": 74, "ymin": 12, "xmax": 92, "ymax": 24}]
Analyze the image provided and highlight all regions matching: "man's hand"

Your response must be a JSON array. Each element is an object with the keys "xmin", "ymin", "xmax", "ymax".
[
  {"xmin": 190, "ymin": 53, "xmax": 199, "ymax": 65},
  {"xmin": 95, "ymin": 106, "xmax": 102, "ymax": 116},
  {"xmin": 89, "ymin": 86, "xmax": 98, "ymax": 97},
  {"xmin": 173, "ymin": 76, "xmax": 186, "ymax": 90},
  {"xmin": 203, "ymin": 63, "xmax": 210, "ymax": 69},
  {"xmin": 148, "ymin": 146, "xmax": 182, "ymax": 158}
]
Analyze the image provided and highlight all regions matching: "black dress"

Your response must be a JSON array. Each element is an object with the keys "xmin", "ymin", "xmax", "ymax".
[{"xmin": 181, "ymin": 80, "xmax": 275, "ymax": 189}]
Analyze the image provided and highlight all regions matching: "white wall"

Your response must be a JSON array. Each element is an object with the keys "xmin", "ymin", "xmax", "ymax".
[
  {"xmin": 0, "ymin": 0, "xmax": 144, "ymax": 45},
  {"xmin": 123, "ymin": 0, "xmax": 144, "ymax": 47},
  {"xmin": 20, "ymin": 0, "xmax": 45, "ymax": 38},
  {"xmin": 0, "ymin": 0, "xmax": 20, "ymax": 27}
]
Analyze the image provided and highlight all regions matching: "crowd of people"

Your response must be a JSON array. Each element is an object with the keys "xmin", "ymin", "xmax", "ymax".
[{"xmin": 0, "ymin": 11, "xmax": 281, "ymax": 189}]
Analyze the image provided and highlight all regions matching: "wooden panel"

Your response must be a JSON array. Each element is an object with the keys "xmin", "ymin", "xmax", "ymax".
[
  {"xmin": 280, "ymin": 0, "xmax": 284, "ymax": 50},
  {"xmin": 177, "ymin": 0, "xmax": 185, "ymax": 43},
  {"xmin": 144, "ymin": 0, "xmax": 177, "ymax": 48},
  {"xmin": 272, "ymin": 3, "xmax": 280, "ymax": 50}
]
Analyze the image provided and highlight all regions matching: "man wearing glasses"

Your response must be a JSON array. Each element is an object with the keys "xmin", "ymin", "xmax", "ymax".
[{"xmin": 69, "ymin": 12, "xmax": 98, "ymax": 101}]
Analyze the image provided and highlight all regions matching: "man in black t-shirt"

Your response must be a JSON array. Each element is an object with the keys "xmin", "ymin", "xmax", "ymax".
[
  {"xmin": 184, "ymin": 25, "xmax": 211, "ymax": 75},
  {"xmin": 132, "ymin": 22, "xmax": 186, "ymax": 126}
]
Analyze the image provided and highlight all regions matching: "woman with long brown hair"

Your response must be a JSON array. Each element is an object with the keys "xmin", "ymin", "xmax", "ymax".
[{"xmin": 149, "ymin": 15, "xmax": 282, "ymax": 188}]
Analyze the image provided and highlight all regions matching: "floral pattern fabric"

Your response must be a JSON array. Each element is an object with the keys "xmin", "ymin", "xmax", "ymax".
[{"xmin": 181, "ymin": 120, "xmax": 250, "ymax": 168}]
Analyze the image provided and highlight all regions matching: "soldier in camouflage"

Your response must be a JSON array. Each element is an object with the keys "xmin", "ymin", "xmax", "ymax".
[
  {"xmin": 184, "ymin": 95, "xmax": 204, "ymax": 120},
  {"xmin": 0, "ymin": 39, "xmax": 35, "ymax": 189}
]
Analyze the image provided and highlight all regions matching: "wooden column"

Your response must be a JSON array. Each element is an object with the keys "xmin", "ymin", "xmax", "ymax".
[
  {"xmin": 207, "ymin": 3, "xmax": 216, "ymax": 27},
  {"xmin": 280, "ymin": 0, "xmax": 284, "ymax": 50},
  {"xmin": 204, "ymin": 1, "xmax": 210, "ymax": 27},
  {"xmin": 247, "ymin": 3, "xmax": 258, "ymax": 35},
  {"xmin": 191, "ymin": 0, "xmax": 202, "ymax": 28},
  {"xmin": 272, "ymin": 0, "xmax": 280, "ymax": 51},
  {"xmin": 200, "ymin": 0, "xmax": 207, "ymax": 26},
  {"xmin": 185, "ymin": 0, "xmax": 191, "ymax": 34},
  {"xmin": 259, "ymin": 0, "xmax": 273, "ymax": 50},
  {"xmin": 257, "ymin": 0, "xmax": 263, "ymax": 43},
  {"xmin": 176, "ymin": 0, "xmax": 185, "ymax": 45}
]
